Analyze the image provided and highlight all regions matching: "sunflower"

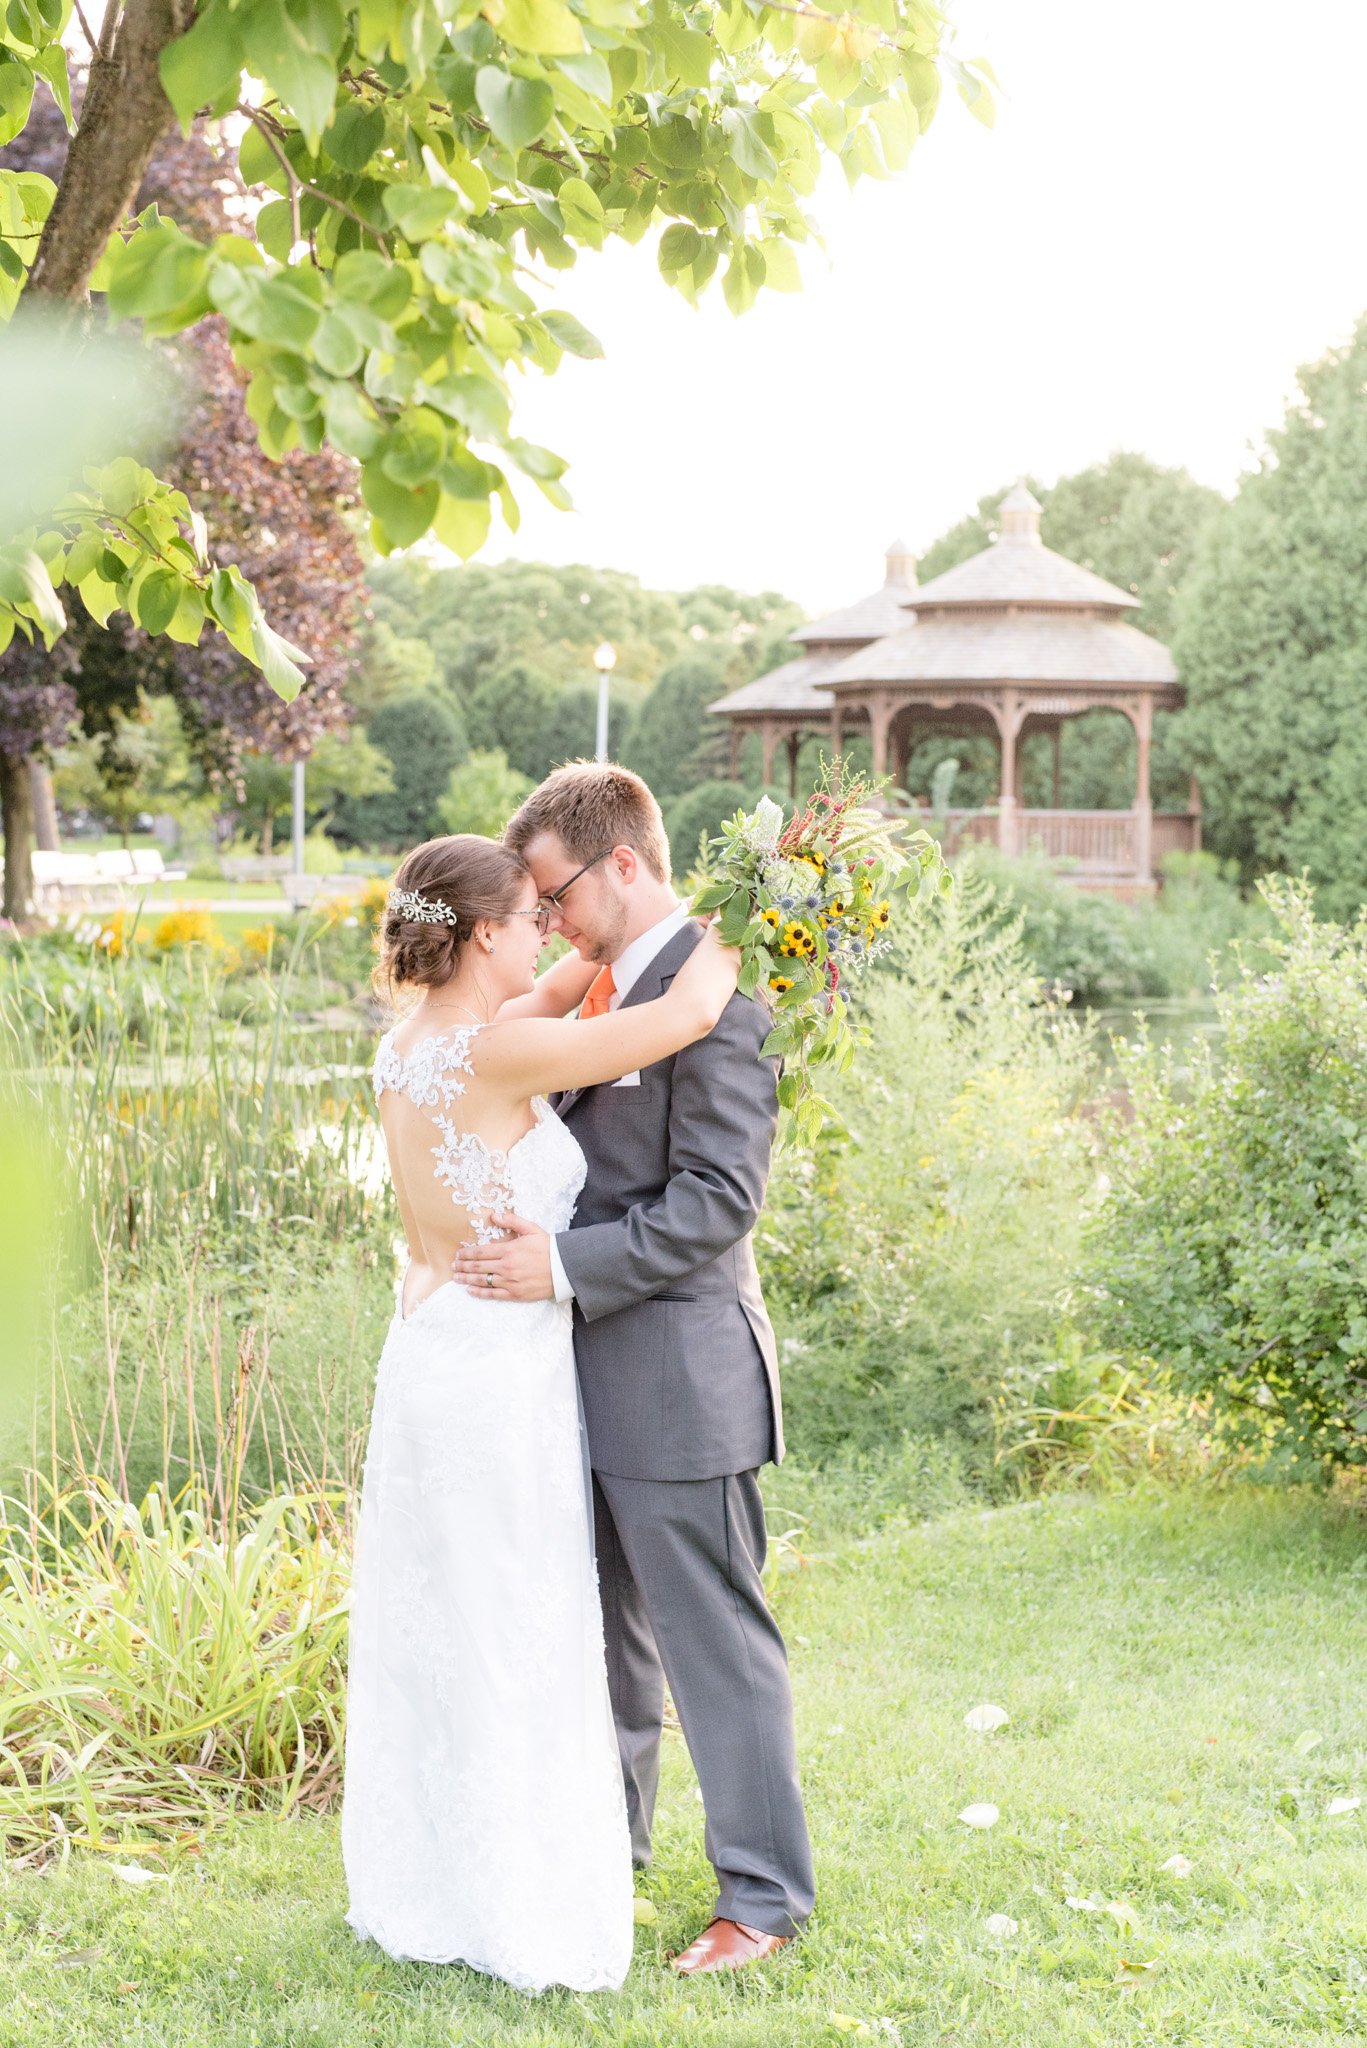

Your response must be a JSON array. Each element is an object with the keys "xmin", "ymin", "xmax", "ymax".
[
  {"xmin": 758, "ymin": 905, "xmax": 781, "ymax": 933},
  {"xmin": 819, "ymin": 895, "xmax": 849, "ymax": 926},
  {"xmin": 778, "ymin": 920, "xmax": 817, "ymax": 960},
  {"xmin": 794, "ymin": 850, "xmax": 827, "ymax": 876},
  {"xmin": 768, "ymin": 973, "xmax": 795, "ymax": 995},
  {"xmin": 868, "ymin": 900, "xmax": 891, "ymax": 931}
]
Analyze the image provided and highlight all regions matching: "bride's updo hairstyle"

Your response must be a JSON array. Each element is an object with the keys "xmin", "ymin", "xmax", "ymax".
[{"xmin": 374, "ymin": 835, "xmax": 532, "ymax": 999}]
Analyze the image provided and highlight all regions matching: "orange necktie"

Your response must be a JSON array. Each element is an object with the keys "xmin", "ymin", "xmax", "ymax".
[{"xmin": 579, "ymin": 965, "xmax": 616, "ymax": 1020}]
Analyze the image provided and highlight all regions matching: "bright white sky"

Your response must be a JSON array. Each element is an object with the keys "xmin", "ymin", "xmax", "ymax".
[{"xmin": 455, "ymin": 0, "xmax": 1367, "ymax": 611}]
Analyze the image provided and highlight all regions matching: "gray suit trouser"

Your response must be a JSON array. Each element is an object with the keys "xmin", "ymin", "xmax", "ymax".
[{"xmin": 592, "ymin": 1467, "xmax": 816, "ymax": 1939}]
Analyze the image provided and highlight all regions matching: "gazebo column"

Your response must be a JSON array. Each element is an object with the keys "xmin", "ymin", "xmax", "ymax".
[
  {"xmin": 760, "ymin": 720, "xmax": 779, "ymax": 786},
  {"xmin": 786, "ymin": 730, "xmax": 801, "ymax": 797},
  {"xmin": 830, "ymin": 701, "xmax": 843, "ymax": 765},
  {"xmin": 995, "ymin": 688, "xmax": 1020, "ymax": 858},
  {"xmin": 728, "ymin": 724, "xmax": 742, "ymax": 779},
  {"xmin": 868, "ymin": 690, "xmax": 893, "ymax": 781},
  {"xmin": 1188, "ymin": 772, "xmax": 1202, "ymax": 853},
  {"xmin": 1132, "ymin": 695, "xmax": 1153, "ymax": 884},
  {"xmin": 891, "ymin": 714, "xmax": 910, "ymax": 794},
  {"xmin": 1051, "ymin": 723, "xmax": 1062, "ymax": 810}
]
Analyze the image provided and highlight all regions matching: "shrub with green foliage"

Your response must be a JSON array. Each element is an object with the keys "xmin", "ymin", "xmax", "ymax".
[
  {"xmin": 1080, "ymin": 879, "xmax": 1367, "ymax": 1477},
  {"xmin": 758, "ymin": 861, "xmax": 1094, "ymax": 1473},
  {"xmin": 965, "ymin": 846, "xmax": 1269, "ymax": 1002},
  {"xmin": 437, "ymin": 747, "xmax": 533, "ymax": 840},
  {"xmin": 332, "ymin": 691, "xmax": 466, "ymax": 848}
]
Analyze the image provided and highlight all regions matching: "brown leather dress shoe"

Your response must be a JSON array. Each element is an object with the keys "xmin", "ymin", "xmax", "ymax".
[{"xmin": 668, "ymin": 1917, "xmax": 790, "ymax": 1974}]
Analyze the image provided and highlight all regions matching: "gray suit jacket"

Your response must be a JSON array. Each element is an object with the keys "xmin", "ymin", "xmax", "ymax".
[{"xmin": 553, "ymin": 924, "xmax": 784, "ymax": 1483}]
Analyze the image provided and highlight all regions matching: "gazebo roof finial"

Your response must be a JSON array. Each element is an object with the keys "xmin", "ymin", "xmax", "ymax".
[
  {"xmin": 884, "ymin": 537, "xmax": 917, "ymax": 588},
  {"xmin": 998, "ymin": 482, "xmax": 1043, "ymax": 545}
]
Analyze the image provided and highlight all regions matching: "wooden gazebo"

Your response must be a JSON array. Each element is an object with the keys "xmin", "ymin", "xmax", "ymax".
[{"xmin": 712, "ymin": 488, "xmax": 1201, "ymax": 892}]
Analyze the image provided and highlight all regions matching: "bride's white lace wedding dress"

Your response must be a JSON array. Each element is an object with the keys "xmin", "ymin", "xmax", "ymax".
[{"xmin": 342, "ymin": 1022, "xmax": 633, "ymax": 1992}]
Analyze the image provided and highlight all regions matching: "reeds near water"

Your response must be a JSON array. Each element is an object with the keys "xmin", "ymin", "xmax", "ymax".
[{"xmin": 0, "ymin": 917, "xmax": 387, "ymax": 1861}]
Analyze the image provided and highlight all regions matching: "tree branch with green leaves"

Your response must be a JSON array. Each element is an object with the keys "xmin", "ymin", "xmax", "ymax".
[{"xmin": 0, "ymin": 0, "xmax": 992, "ymax": 703}]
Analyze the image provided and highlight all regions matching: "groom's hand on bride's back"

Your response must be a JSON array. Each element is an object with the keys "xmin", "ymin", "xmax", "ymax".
[{"xmin": 453, "ymin": 1214, "xmax": 554, "ymax": 1301}]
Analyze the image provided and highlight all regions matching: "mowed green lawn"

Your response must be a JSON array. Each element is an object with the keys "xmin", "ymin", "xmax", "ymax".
[{"xmin": 4, "ymin": 1486, "xmax": 1366, "ymax": 2046}]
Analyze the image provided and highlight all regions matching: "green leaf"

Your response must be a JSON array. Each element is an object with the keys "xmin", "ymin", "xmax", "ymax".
[
  {"xmin": 332, "ymin": 248, "xmax": 410, "ymax": 316},
  {"xmin": 474, "ymin": 65, "xmax": 555, "ymax": 151},
  {"xmin": 422, "ymin": 372, "xmax": 511, "ymax": 439},
  {"xmin": 536, "ymin": 310, "xmax": 603, "ymax": 360},
  {"xmin": 381, "ymin": 407, "xmax": 447, "ymax": 485},
  {"xmin": 238, "ymin": 117, "xmax": 290, "ymax": 193},
  {"xmin": 756, "ymin": 237, "xmax": 801, "ymax": 292},
  {"xmin": 722, "ymin": 240, "xmax": 765, "ymax": 316},
  {"xmin": 311, "ymin": 308, "xmax": 365, "ymax": 376},
  {"xmin": 87, "ymin": 457, "xmax": 156, "ymax": 519},
  {"xmin": 382, "ymin": 182, "xmax": 460, "ymax": 240},
  {"xmin": 158, "ymin": 0, "xmax": 245, "ymax": 136},
  {"xmin": 361, "ymin": 462, "xmax": 440, "ymax": 546},
  {"xmin": 713, "ymin": 0, "xmax": 761, "ymax": 56},
  {"xmin": 0, "ymin": 545, "xmax": 64, "ymax": 637},
  {"xmin": 250, "ymin": 616, "xmax": 311, "ymax": 701},
  {"xmin": 254, "ymin": 198, "xmax": 295, "ymax": 264},
  {"xmin": 432, "ymin": 491, "xmax": 492, "ymax": 560},
  {"xmin": 658, "ymin": 221, "xmax": 702, "ymax": 274},
  {"xmin": 324, "ymin": 98, "xmax": 385, "ymax": 170},
  {"xmin": 493, "ymin": 0, "xmax": 585, "ymax": 57},
  {"xmin": 0, "ymin": 59, "xmax": 34, "ymax": 150},
  {"xmin": 134, "ymin": 566, "xmax": 184, "ymax": 636},
  {"xmin": 254, "ymin": 273, "xmax": 324, "ymax": 346},
  {"xmin": 419, "ymin": 237, "xmax": 502, "ymax": 298},
  {"xmin": 554, "ymin": 49, "xmax": 612, "ymax": 100},
  {"xmin": 240, "ymin": 8, "xmax": 337, "ymax": 152},
  {"xmin": 322, "ymin": 381, "xmax": 386, "ymax": 459},
  {"xmin": 32, "ymin": 45, "xmax": 72, "ymax": 130},
  {"xmin": 776, "ymin": 1072, "xmax": 800, "ymax": 1110},
  {"xmin": 657, "ymin": 21, "xmax": 712, "ymax": 87},
  {"xmin": 720, "ymin": 105, "xmax": 777, "ymax": 182}
]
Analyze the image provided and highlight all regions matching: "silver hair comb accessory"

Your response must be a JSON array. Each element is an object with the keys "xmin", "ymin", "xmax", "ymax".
[{"xmin": 387, "ymin": 886, "xmax": 460, "ymax": 927}]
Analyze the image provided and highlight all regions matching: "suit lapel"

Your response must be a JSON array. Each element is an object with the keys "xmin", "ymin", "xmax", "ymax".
[{"xmin": 554, "ymin": 924, "xmax": 700, "ymax": 1120}]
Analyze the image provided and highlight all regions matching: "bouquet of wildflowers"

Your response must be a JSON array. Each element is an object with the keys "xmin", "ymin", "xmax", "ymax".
[{"xmin": 690, "ymin": 765, "xmax": 951, "ymax": 1141}]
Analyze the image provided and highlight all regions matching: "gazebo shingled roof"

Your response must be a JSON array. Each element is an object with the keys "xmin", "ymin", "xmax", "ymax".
[{"xmin": 708, "ymin": 484, "xmax": 1196, "ymax": 893}]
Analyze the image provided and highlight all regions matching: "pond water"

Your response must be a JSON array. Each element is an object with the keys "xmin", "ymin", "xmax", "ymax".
[{"xmin": 1090, "ymin": 994, "xmax": 1224, "ymax": 1093}]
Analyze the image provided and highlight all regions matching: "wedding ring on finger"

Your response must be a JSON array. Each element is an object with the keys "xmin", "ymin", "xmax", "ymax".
[{"xmin": 486, "ymin": 1273, "xmax": 494, "ymax": 1288}]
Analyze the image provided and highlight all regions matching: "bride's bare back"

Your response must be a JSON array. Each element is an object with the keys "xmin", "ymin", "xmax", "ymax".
[{"xmin": 377, "ymin": 926, "xmax": 739, "ymax": 1321}]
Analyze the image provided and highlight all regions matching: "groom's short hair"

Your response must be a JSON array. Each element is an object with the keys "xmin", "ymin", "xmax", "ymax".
[{"xmin": 504, "ymin": 763, "xmax": 671, "ymax": 883}]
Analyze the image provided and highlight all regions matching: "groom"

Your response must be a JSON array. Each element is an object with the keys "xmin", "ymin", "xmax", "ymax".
[{"xmin": 453, "ymin": 761, "xmax": 815, "ymax": 1971}]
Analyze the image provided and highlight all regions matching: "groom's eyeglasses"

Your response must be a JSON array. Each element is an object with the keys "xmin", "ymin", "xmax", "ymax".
[{"xmin": 540, "ymin": 848, "xmax": 613, "ymax": 911}]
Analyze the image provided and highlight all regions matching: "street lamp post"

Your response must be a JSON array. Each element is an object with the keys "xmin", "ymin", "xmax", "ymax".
[
  {"xmin": 593, "ymin": 641, "xmax": 616, "ymax": 762},
  {"xmin": 292, "ymin": 757, "xmax": 306, "ymax": 876}
]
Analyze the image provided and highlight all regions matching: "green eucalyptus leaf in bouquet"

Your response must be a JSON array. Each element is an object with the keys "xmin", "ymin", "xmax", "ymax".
[{"xmin": 689, "ymin": 762, "xmax": 952, "ymax": 1142}]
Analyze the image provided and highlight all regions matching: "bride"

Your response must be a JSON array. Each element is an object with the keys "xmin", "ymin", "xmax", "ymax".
[{"xmin": 341, "ymin": 832, "xmax": 740, "ymax": 1993}]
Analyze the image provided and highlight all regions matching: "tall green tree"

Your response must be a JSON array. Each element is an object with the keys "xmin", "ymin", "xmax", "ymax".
[
  {"xmin": 624, "ymin": 648, "xmax": 732, "ymax": 799},
  {"xmin": 1173, "ymin": 319, "xmax": 1367, "ymax": 915},
  {"xmin": 333, "ymin": 690, "xmax": 466, "ymax": 847},
  {"xmin": 465, "ymin": 659, "xmax": 558, "ymax": 777}
]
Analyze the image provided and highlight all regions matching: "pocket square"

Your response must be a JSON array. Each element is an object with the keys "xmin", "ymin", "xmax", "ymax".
[{"xmin": 611, "ymin": 1071, "xmax": 641, "ymax": 1088}]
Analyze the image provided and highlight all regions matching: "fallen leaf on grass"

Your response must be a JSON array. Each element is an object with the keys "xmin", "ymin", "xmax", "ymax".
[
  {"xmin": 958, "ymin": 1803, "xmax": 999, "ymax": 1829},
  {"xmin": 1159, "ymin": 1854, "xmax": 1193, "ymax": 1877},
  {"xmin": 1104, "ymin": 1901, "xmax": 1142, "ymax": 1935},
  {"xmin": 116, "ymin": 1980, "xmax": 140, "ymax": 1994},
  {"xmin": 1065, "ymin": 1896, "xmax": 1102, "ymax": 1912},
  {"xmin": 964, "ymin": 1704, "xmax": 1010, "ymax": 1734},
  {"xmin": 828, "ymin": 2017, "xmax": 871, "ymax": 2037},
  {"xmin": 111, "ymin": 1863, "xmax": 171, "ymax": 1886},
  {"xmin": 1113, "ymin": 1957, "xmax": 1164, "ymax": 1996},
  {"xmin": 984, "ymin": 1913, "xmax": 1018, "ymax": 1938},
  {"xmin": 1293, "ymin": 1730, "xmax": 1322, "ymax": 1756},
  {"xmin": 632, "ymin": 1898, "xmax": 658, "ymax": 1924},
  {"xmin": 1326, "ymin": 1796, "xmax": 1361, "ymax": 1817},
  {"xmin": 53, "ymin": 1948, "xmax": 103, "ymax": 1970}
]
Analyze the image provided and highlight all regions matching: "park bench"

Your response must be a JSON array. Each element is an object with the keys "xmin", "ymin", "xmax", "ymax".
[{"xmin": 30, "ymin": 847, "xmax": 187, "ymax": 912}]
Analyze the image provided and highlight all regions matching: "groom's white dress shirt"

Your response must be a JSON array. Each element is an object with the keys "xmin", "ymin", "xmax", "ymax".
[{"xmin": 546, "ymin": 901, "xmax": 690, "ymax": 1305}]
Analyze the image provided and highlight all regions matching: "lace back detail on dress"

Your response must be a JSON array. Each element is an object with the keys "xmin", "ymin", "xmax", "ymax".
[{"xmin": 373, "ymin": 1022, "xmax": 555, "ymax": 1249}]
